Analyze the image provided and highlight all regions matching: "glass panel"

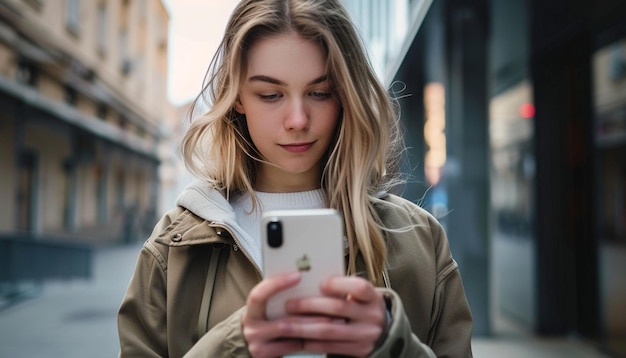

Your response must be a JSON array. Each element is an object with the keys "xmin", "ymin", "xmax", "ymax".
[
  {"xmin": 592, "ymin": 36, "xmax": 626, "ymax": 357},
  {"xmin": 489, "ymin": 80, "xmax": 536, "ymax": 331}
]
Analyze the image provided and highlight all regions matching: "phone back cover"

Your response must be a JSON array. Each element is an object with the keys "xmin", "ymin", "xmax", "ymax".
[{"xmin": 261, "ymin": 208, "xmax": 345, "ymax": 320}]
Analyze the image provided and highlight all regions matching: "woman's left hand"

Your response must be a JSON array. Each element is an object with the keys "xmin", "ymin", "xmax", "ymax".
[{"xmin": 284, "ymin": 275, "xmax": 387, "ymax": 357}]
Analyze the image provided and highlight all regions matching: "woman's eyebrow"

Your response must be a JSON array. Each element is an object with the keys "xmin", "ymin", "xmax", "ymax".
[{"xmin": 247, "ymin": 74, "xmax": 328, "ymax": 85}]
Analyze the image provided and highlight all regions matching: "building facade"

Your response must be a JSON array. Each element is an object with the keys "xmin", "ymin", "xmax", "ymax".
[
  {"xmin": 0, "ymin": 0, "xmax": 169, "ymax": 245},
  {"xmin": 343, "ymin": 0, "xmax": 626, "ymax": 356}
]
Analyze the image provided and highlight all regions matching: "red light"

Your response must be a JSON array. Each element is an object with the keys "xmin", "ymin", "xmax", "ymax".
[{"xmin": 519, "ymin": 103, "xmax": 535, "ymax": 119}]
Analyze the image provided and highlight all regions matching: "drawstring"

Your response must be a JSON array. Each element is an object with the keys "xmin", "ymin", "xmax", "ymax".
[
  {"xmin": 383, "ymin": 266, "xmax": 391, "ymax": 289},
  {"xmin": 197, "ymin": 244, "xmax": 224, "ymax": 338}
]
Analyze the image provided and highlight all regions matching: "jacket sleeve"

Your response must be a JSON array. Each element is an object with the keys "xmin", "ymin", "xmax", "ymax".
[
  {"xmin": 118, "ymin": 210, "xmax": 177, "ymax": 357},
  {"xmin": 369, "ymin": 196, "xmax": 473, "ymax": 358},
  {"xmin": 117, "ymin": 241, "xmax": 169, "ymax": 357},
  {"xmin": 370, "ymin": 267, "xmax": 473, "ymax": 358},
  {"xmin": 425, "ymin": 260, "xmax": 474, "ymax": 358},
  {"xmin": 424, "ymin": 215, "xmax": 474, "ymax": 357},
  {"xmin": 183, "ymin": 307, "xmax": 251, "ymax": 358},
  {"xmin": 367, "ymin": 288, "xmax": 436, "ymax": 358}
]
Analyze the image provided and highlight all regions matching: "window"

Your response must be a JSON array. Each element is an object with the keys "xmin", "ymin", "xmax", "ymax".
[
  {"xmin": 119, "ymin": 28, "xmax": 133, "ymax": 76},
  {"xmin": 96, "ymin": 2, "xmax": 107, "ymax": 55},
  {"xmin": 96, "ymin": 103, "xmax": 108, "ymax": 120},
  {"xmin": 16, "ymin": 61, "xmax": 39, "ymax": 87},
  {"xmin": 119, "ymin": 0, "xmax": 132, "ymax": 76},
  {"xmin": 119, "ymin": 115, "xmax": 128, "ymax": 130},
  {"xmin": 609, "ymin": 41, "xmax": 626, "ymax": 80},
  {"xmin": 65, "ymin": 0, "xmax": 80, "ymax": 35},
  {"xmin": 65, "ymin": 86, "xmax": 77, "ymax": 105}
]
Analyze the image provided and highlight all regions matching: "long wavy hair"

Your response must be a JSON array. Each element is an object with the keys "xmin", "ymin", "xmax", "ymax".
[{"xmin": 181, "ymin": 0, "xmax": 404, "ymax": 285}]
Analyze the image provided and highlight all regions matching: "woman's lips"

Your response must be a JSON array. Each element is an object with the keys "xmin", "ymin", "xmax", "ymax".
[{"xmin": 280, "ymin": 142, "xmax": 314, "ymax": 153}]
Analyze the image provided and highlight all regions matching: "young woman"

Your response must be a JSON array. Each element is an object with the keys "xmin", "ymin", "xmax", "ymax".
[{"xmin": 117, "ymin": 0, "xmax": 473, "ymax": 357}]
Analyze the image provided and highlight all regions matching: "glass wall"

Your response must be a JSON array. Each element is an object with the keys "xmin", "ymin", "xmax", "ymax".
[
  {"xmin": 340, "ymin": 0, "xmax": 432, "ymax": 84},
  {"xmin": 489, "ymin": 80, "xmax": 536, "ymax": 331},
  {"xmin": 592, "ymin": 36, "xmax": 626, "ymax": 356}
]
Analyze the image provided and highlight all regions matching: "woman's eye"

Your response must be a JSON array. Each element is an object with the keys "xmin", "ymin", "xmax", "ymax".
[
  {"xmin": 311, "ymin": 91, "xmax": 332, "ymax": 99},
  {"xmin": 259, "ymin": 93, "xmax": 281, "ymax": 101}
]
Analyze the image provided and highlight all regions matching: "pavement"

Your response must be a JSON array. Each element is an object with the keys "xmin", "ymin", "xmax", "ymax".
[
  {"xmin": 0, "ymin": 242, "xmax": 141, "ymax": 358},
  {"xmin": 0, "ymin": 242, "xmax": 613, "ymax": 358}
]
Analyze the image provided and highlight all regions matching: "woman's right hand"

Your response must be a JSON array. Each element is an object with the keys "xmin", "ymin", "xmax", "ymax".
[
  {"xmin": 242, "ymin": 271, "xmax": 349, "ymax": 357},
  {"xmin": 242, "ymin": 271, "xmax": 306, "ymax": 358}
]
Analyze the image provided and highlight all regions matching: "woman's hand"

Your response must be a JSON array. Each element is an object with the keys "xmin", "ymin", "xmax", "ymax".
[
  {"xmin": 242, "ymin": 273, "xmax": 386, "ymax": 358},
  {"xmin": 285, "ymin": 275, "xmax": 387, "ymax": 357},
  {"xmin": 242, "ymin": 271, "xmax": 337, "ymax": 358},
  {"xmin": 242, "ymin": 271, "xmax": 302, "ymax": 358}
]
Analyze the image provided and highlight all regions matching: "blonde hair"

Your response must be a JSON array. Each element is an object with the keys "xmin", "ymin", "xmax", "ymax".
[{"xmin": 182, "ymin": 0, "xmax": 403, "ymax": 285}]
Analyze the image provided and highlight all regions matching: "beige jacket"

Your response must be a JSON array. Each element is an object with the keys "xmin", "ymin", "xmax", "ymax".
[{"xmin": 117, "ymin": 184, "xmax": 473, "ymax": 357}]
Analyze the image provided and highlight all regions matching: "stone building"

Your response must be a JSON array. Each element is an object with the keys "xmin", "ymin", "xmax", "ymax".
[{"xmin": 0, "ymin": 0, "xmax": 169, "ymax": 246}]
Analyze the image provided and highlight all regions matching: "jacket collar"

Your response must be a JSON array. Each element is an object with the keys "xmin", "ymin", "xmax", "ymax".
[
  {"xmin": 175, "ymin": 180, "xmax": 236, "ymax": 223},
  {"xmin": 164, "ymin": 182, "xmax": 392, "ymax": 274},
  {"xmin": 153, "ymin": 210, "xmax": 233, "ymax": 247},
  {"xmin": 169, "ymin": 180, "xmax": 263, "ymax": 272}
]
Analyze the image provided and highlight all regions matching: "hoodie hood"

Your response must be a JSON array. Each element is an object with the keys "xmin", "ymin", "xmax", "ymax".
[{"xmin": 175, "ymin": 180, "xmax": 263, "ymax": 272}]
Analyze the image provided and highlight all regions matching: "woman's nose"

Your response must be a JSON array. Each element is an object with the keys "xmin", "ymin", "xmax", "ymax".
[{"xmin": 284, "ymin": 99, "xmax": 309, "ymax": 130}]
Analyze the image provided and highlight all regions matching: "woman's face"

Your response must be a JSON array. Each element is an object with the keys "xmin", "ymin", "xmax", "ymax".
[{"xmin": 236, "ymin": 32, "xmax": 340, "ymax": 192}]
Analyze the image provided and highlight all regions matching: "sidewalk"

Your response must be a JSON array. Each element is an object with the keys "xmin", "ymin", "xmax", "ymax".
[
  {"xmin": 0, "ymin": 242, "xmax": 142, "ymax": 358},
  {"xmin": 473, "ymin": 336, "xmax": 610, "ymax": 358},
  {"xmin": 0, "ymin": 241, "xmax": 612, "ymax": 357}
]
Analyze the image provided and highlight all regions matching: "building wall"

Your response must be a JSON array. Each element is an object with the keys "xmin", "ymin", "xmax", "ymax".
[
  {"xmin": 348, "ymin": 0, "xmax": 625, "ymax": 350},
  {"xmin": 0, "ymin": 0, "xmax": 170, "ymax": 243},
  {"xmin": 3, "ymin": 0, "xmax": 169, "ymax": 124}
]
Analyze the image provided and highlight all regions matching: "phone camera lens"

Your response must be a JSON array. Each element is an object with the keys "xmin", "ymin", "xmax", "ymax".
[{"xmin": 267, "ymin": 220, "xmax": 283, "ymax": 248}]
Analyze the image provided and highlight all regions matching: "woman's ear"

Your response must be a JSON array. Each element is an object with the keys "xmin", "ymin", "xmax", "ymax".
[{"xmin": 234, "ymin": 97, "xmax": 245, "ymax": 114}]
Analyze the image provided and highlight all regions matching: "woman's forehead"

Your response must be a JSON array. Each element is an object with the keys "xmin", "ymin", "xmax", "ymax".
[{"xmin": 244, "ymin": 32, "xmax": 329, "ymax": 85}]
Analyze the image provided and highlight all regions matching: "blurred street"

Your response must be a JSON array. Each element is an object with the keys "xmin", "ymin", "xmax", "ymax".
[
  {"xmin": 0, "ymin": 242, "xmax": 141, "ymax": 358},
  {"xmin": 0, "ymin": 242, "xmax": 612, "ymax": 358},
  {"xmin": 1, "ymin": 1, "xmax": 624, "ymax": 356}
]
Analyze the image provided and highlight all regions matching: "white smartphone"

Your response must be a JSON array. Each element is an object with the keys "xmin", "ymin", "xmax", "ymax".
[{"xmin": 261, "ymin": 208, "xmax": 345, "ymax": 320}]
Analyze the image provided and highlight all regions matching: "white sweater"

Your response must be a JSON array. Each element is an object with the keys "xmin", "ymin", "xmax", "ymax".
[{"xmin": 231, "ymin": 189, "xmax": 327, "ymax": 243}]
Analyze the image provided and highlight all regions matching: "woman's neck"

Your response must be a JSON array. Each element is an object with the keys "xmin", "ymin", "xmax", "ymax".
[{"xmin": 254, "ymin": 163, "xmax": 322, "ymax": 193}]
